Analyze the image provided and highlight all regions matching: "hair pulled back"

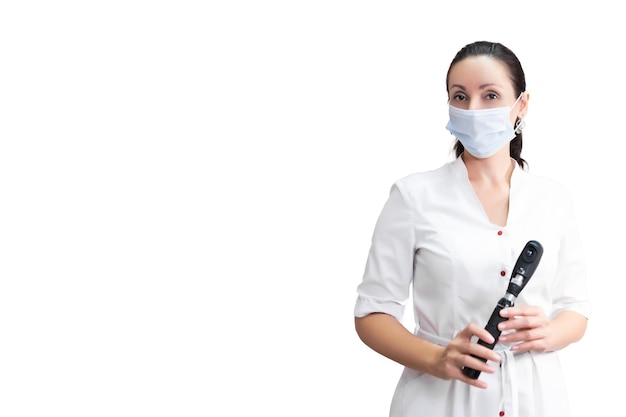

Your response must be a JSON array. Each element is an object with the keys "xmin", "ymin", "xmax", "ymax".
[{"xmin": 446, "ymin": 41, "xmax": 527, "ymax": 168}]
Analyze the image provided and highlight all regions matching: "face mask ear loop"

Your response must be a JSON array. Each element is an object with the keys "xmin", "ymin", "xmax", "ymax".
[
  {"xmin": 509, "ymin": 92, "xmax": 524, "ymax": 110},
  {"xmin": 511, "ymin": 92, "xmax": 526, "ymax": 134}
]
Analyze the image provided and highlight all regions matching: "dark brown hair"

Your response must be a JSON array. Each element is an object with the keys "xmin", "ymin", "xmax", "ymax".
[{"xmin": 446, "ymin": 41, "xmax": 527, "ymax": 168}]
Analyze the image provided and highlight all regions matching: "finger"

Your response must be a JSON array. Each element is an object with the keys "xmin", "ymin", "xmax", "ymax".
[
  {"xmin": 450, "ymin": 366, "xmax": 490, "ymax": 389},
  {"xmin": 474, "ymin": 328, "xmax": 496, "ymax": 345},
  {"xmin": 460, "ymin": 373, "xmax": 489, "ymax": 389},
  {"xmin": 510, "ymin": 339, "xmax": 543, "ymax": 352},
  {"xmin": 499, "ymin": 325, "xmax": 549, "ymax": 346},
  {"xmin": 450, "ymin": 361, "xmax": 492, "ymax": 389},
  {"xmin": 463, "ymin": 355, "xmax": 499, "ymax": 374},
  {"xmin": 498, "ymin": 330, "xmax": 525, "ymax": 343},
  {"xmin": 456, "ymin": 357, "xmax": 497, "ymax": 389},
  {"xmin": 498, "ymin": 315, "xmax": 538, "ymax": 332},
  {"xmin": 511, "ymin": 338, "xmax": 550, "ymax": 353},
  {"xmin": 512, "ymin": 326, "xmax": 548, "ymax": 342},
  {"xmin": 510, "ymin": 341, "xmax": 530, "ymax": 352},
  {"xmin": 463, "ymin": 322, "xmax": 498, "ymax": 345},
  {"xmin": 466, "ymin": 343, "xmax": 501, "ymax": 364},
  {"xmin": 500, "ymin": 305, "xmax": 541, "ymax": 318},
  {"xmin": 465, "ymin": 322, "xmax": 491, "ymax": 339}
]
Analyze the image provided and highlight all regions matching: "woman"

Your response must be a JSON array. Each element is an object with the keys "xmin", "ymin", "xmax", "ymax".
[{"xmin": 354, "ymin": 41, "xmax": 590, "ymax": 417}]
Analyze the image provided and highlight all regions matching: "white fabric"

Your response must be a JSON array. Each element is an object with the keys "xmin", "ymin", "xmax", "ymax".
[{"xmin": 354, "ymin": 157, "xmax": 591, "ymax": 417}]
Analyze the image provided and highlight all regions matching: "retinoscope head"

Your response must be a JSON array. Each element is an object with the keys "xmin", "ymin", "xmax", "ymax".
[{"xmin": 506, "ymin": 240, "xmax": 544, "ymax": 297}]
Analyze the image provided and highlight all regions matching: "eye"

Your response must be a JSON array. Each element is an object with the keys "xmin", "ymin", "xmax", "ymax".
[
  {"xmin": 485, "ymin": 92, "xmax": 499, "ymax": 100},
  {"xmin": 451, "ymin": 92, "xmax": 467, "ymax": 101}
]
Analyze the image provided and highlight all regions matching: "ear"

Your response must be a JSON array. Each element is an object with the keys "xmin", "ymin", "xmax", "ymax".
[{"xmin": 518, "ymin": 92, "xmax": 530, "ymax": 118}]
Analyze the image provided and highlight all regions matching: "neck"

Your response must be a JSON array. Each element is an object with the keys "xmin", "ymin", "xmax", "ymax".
[{"xmin": 461, "ymin": 148, "xmax": 514, "ymax": 184}]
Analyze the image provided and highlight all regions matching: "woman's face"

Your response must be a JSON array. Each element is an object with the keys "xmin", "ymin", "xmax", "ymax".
[{"xmin": 447, "ymin": 56, "xmax": 527, "ymax": 123}]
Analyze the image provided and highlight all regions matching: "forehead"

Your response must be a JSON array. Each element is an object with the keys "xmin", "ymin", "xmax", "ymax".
[{"xmin": 448, "ymin": 55, "xmax": 513, "ymax": 91}]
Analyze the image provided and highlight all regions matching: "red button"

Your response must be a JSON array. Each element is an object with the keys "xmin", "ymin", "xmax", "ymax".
[
  {"xmin": 497, "ymin": 230, "xmax": 503, "ymax": 235},
  {"xmin": 499, "ymin": 412, "xmax": 505, "ymax": 416},
  {"xmin": 500, "ymin": 271, "xmax": 506, "ymax": 276}
]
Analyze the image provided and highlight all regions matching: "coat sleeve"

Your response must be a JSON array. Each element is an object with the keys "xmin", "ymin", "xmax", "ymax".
[
  {"xmin": 354, "ymin": 182, "xmax": 416, "ymax": 322},
  {"xmin": 549, "ymin": 189, "xmax": 592, "ymax": 319}
]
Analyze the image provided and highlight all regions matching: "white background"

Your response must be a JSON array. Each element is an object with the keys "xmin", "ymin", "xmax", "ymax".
[{"xmin": 0, "ymin": 1, "xmax": 621, "ymax": 416}]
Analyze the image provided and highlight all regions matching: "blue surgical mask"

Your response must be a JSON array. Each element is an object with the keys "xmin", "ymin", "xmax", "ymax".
[{"xmin": 445, "ymin": 94, "xmax": 523, "ymax": 158}]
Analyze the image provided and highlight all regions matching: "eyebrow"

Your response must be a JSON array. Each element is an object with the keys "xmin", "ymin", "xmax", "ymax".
[{"xmin": 449, "ymin": 83, "xmax": 502, "ymax": 91}]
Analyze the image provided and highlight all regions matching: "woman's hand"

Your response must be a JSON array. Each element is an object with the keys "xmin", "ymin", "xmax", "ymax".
[
  {"xmin": 436, "ymin": 323, "xmax": 501, "ymax": 389},
  {"xmin": 498, "ymin": 306, "xmax": 552, "ymax": 352}
]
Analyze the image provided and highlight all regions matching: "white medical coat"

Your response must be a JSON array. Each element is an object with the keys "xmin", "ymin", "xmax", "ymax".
[{"xmin": 354, "ymin": 157, "xmax": 591, "ymax": 417}]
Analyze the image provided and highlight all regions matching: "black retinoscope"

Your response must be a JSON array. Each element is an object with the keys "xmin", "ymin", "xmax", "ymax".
[{"xmin": 462, "ymin": 240, "xmax": 544, "ymax": 379}]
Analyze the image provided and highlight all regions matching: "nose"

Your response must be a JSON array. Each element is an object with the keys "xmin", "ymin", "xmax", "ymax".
[{"xmin": 467, "ymin": 98, "xmax": 482, "ymax": 110}]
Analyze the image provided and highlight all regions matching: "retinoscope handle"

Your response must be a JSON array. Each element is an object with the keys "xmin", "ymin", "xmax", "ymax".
[
  {"xmin": 462, "ymin": 240, "xmax": 544, "ymax": 380},
  {"xmin": 462, "ymin": 299, "xmax": 511, "ymax": 379}
]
